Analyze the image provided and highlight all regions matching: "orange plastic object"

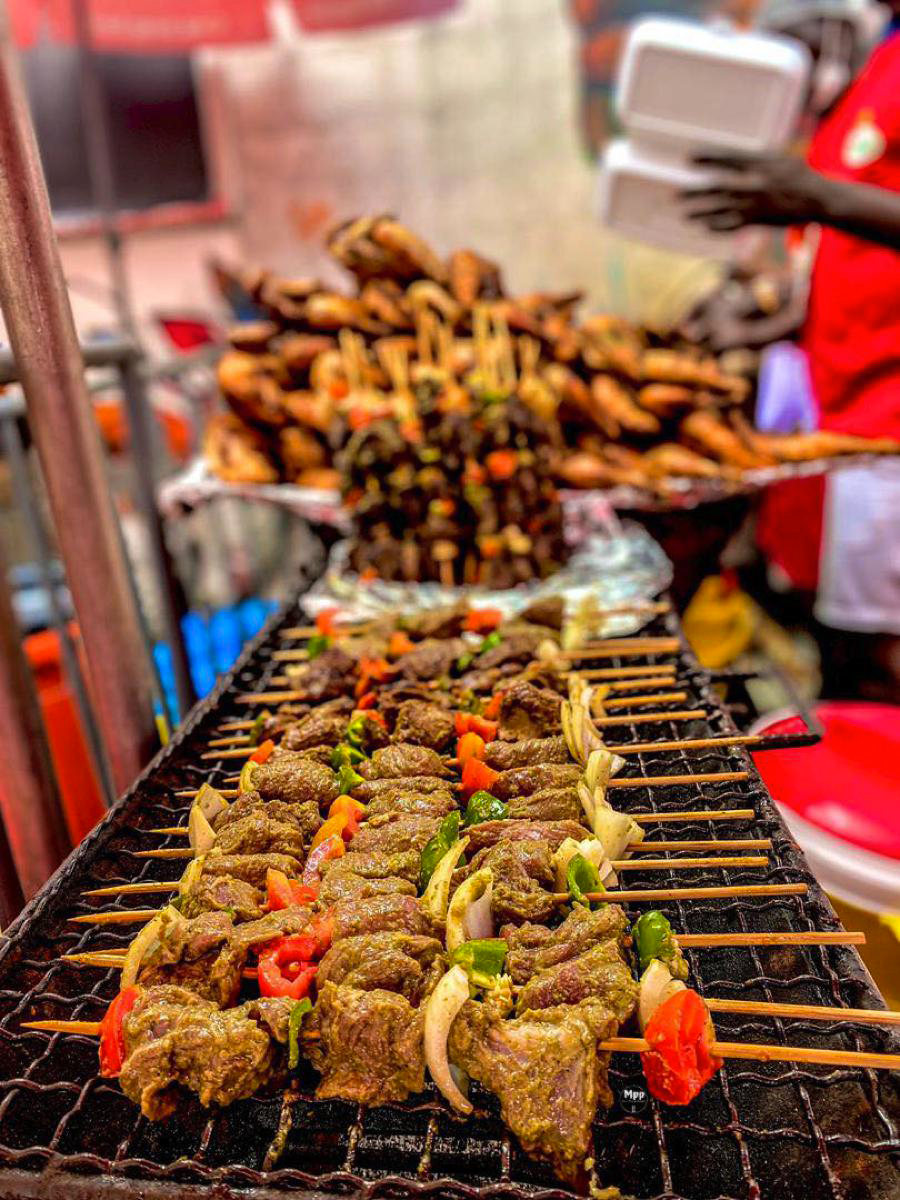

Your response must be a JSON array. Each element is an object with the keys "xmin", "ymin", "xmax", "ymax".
[{"xmin": 22, "ymin": 629, "xmax": 105, "ymax": 843}]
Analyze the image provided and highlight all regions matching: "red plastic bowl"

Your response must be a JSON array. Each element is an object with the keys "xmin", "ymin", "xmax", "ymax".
[{"xmin": 753, "ymin": 702, "xmax": 900, "ymax": 861}]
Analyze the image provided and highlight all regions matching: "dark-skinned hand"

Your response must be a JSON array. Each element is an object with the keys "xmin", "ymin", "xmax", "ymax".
[{"xmin": 680, "ymin": 150, "xmax": 834, "ymax": 231}]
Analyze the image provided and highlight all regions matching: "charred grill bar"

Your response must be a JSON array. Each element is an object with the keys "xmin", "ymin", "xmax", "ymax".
[{"xmin": 0, "ymin": 594, "xmax": 898, "ymax": 1200}]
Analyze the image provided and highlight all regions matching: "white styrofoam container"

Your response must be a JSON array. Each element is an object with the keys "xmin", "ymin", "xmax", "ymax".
[
  {"xmin": 616, "ymin": 17, "xmax": 810, "ymax": 157},
  {"xmin": 598, "ymin": 138, "xmax": 744, "ymax": 261}
]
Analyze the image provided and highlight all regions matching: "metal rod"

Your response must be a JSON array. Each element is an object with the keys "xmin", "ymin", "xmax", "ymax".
[
  {"xmin": 118, "ymin": 355, "xmax": 195, "ymax": 719},
  {"xmin": 0, "ymin": 535, "xmax": 70, "ymax": 896},
  {"xmin": 0, "ymin": 409, "xmax": 115, "ymax": 806},
  {"xmin": 0, "ymin": 5, "xmax": 157, "ymax": 791}
]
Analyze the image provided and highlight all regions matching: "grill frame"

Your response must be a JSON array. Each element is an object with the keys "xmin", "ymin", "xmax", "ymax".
[{"xmin": 0, "ymin": 598, "xmax": 898, "ymax": 1200}]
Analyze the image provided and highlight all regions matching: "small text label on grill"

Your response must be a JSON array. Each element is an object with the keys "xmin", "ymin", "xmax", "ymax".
[{"xmin": 619, "ymin": 1083, "xmax": 649, "ymax": 1115}]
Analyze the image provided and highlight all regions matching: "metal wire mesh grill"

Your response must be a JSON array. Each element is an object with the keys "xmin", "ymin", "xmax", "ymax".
[{"xmin": 0, "ymin": 600, "xmax": 898, "ymax": 1200}]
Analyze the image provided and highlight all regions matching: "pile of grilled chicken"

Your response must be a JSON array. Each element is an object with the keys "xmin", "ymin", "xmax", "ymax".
[
  {"xmin": 205, "ymin": 215, "xmax": 900, "ymax": 500},
  {"xmin": 110, "ymin": 596, "xmax": 659, "ymax": 1185}
]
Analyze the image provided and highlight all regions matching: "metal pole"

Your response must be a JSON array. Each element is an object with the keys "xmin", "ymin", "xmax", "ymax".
[
  {"xmin": 0, "ymin": 536, "xmax": 70, "ymax": 898},
  {"xmin": 118, "ymin": 354, "xmax": 196, "ymax": 720},
  {"xmin": 0, "ymin": 408, "xmax": 116, "ymax": 807},
  {"xmin": 0, "ymin": 3, "xmax": 157, "ymax": 791}
]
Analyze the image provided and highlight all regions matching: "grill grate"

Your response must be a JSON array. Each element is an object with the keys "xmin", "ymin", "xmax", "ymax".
[{"xmin": 0, "ymin": 599, "xmax": 898, "ymax": 1200}]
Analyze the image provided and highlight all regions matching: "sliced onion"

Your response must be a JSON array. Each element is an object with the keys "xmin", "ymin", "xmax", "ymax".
[
  {"xmin": 570, "ymin": 702, "xmax": 586, "ymax": 763},
  {"xmin": 561, "ymin": 701, "xmax": 579, "ymax": 762},
  {"xmin": 577, "ymin": 780, "xmax": 596, "ymax": 829},
  {"xmin": 188, "ymin": 805, "xmax": 216, "ymax": 855},
  {"xmin": 593, "ymin": 805, "xmax": 642, "ymax": 862},
  {"xmin": 421, "ymin": 836, "xmax": 470, "ymax": 921},
  {"xmin": 536, "ymin": 638, "xmax": 559, "ymax": 662},
  {"xmin": 194, "ymin": 783, "xmax": 229, "ymax": 824},
  {"xmin": 551, "ymin": 836, "xmax": 613, "ymax": 890},
  {"xmin": 591, "ymin": 684, "xmax": 610, "ymax": 717},
  {"xmin": 446, "ymin": 868, "xmax": 493, "ymax": 953},
  {"xmin": 177, "ymin": 855, "xmax": 206, "ymax": 896},
  {"xmin": 239, "ymin": 760, "xmax": 259, "ymax": 794},
  {"xmin": 638, "ymin": 959, "xmax": 686, "ymax": 1030},
  {"xmin": 424, "ymin": 964, "xmax": 473, "ymax": 1114},
  {"xmin": 464, "ymin": 884, "xmax": 494, "ymax": 941},
  {"xmin": 584, "ymin": 748, "xmax": 613, "ymax": 792},
  {"xmin": 121, "ymin": 906, "xmax": 181, "ymax": 989}
]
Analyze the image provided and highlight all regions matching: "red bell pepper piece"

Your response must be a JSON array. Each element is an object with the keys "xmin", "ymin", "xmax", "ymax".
[
  {"xmin": 357, "ymin": 691, "xmax": 377, "ymax": 710},
  {"xmin": 257, "ymin": 939, "xmax": 318, "ymax": 1000},
  {"xmin": 355, "ymin": 656, "xmax": 393, "ymax": 698},
  {"xmin": 366, "ymin": 709, "xmax": 387, "ymax": 730},
  {"xmin": 266, "ymin": 868, "xmax": 318, "ymax": 912},
  {"xmin": 388, "ymin": 631, "xmax": 415, "ymax": 658},
  {"xmin": 99, "ymin": 986, "xmax": 141, "ymax": 1078},
  {"xmin": 485, "ymin": 449, "xmax": 518, "ymax": 480},
  {"xmin": 251, "ymin": 738, "xmax": 276, "ymax": 765},
  {"xmin": 464, "ymin": 608, "xmax": 503, "ymax": 634},
  {"xmin": 460, "ymin": 757, "xmax": 500, "ymax": 799},
  {"xmin": 301, "ymin": 834, "xmax": 345, "ymax": 887},
  {"xmin": 482, "ymin": 691, "xmax": 505, "ymax": 721},
  {"xmin": 456, "ymin": 732, "xmax": 486, "ymax": 768},
  {"xmin": 315, "ymin": 608, "xmax": 340, "ymax": 636},
  {"xmin": 641, "ymin": 988, "xmax": 723, "ymax": 1105},
  {"xmin": 455, "ymin": 712, "xmax": 498, "ymax": 741}
]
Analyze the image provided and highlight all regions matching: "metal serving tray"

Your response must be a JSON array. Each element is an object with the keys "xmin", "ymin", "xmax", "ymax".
[{"xmin": 0, "ymin": 601, "xmax": 897, "ymax": 1200}]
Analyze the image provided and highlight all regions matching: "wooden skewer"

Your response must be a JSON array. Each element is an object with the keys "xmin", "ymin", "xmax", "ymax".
[
  {"xmin": 613, "ymin": 734, "xmax": 761, "ymax": 756},
  {"xmin": 219, "ymin": 719, "xmax": 256, "ymax": 732},
  {"xmin": 629, "ymin": 839, "xmax": 770, "ymax": 852},
  {"xmin": 602, "ymin": 1036, "xmax": 900, "ymax": 1071},
  {"xmin": 600, "ymin": 691, "xmax": 688, "ymax": 709},
  {"xmin": 573, "ymin": 664, "xmax": 677, "ymax": 681},
  {"xmin": 22, "ymin": 1019, "xmax": 900, "ymax": 1067},
  {"xmin": 84, "ymin": 881, "xmax": 181, "ymax": 896},
  {"xmin": 73, "ymin": 881, "xmax": 806, "ymax": 922},
  {"xmin": 596, "ymin": 676, "xmax": 680, "ymax": 692},
  {"xmin": 594, "ymin": 709, "xmax": 705, "ymax": 727},
  {"xmin": 704, "ymin": 998, "xmax": 900, "ymax": 1024},
  {"xmin": 631, "ymin": 808, "xmax": 753, "ymax": 823},
  {"xmin": 679, "ymin": 931, "xmax": 864, "ymax": 947},
  {"xmin": 202, "ymin": 746, "xmax": 258, "ymax": 760},
  {"xmin": 69, "ymin": 909, "xmax": 161, "ymax": 924}
]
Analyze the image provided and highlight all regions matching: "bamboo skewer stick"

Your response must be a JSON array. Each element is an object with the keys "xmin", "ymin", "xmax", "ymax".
[
  {"xmin": 600, "ymin": 691, "xmax": 688, "ymax": 709},
  {"xmin": 573, "ymin": 664, "xmax": 677, "ymax": 680},
  {"xmin": 631, "ymin": 808, "xmax": 753, "ymax": 823},
  {"xmin": 72, "ymin": 881, "xmax": 806, "ymax": 922},
  {"xmin": 595, "ymin": 676, "xmax": 680, "ymax": 692},
  {"xmin": 23, "ymin": 1018, "xmax": 900, "ymax": 1068},
  {"xmin": 594, "ymin": 709, "xmax": 705, "ymax": 726},
  {"xmin": 613, "ymin": 734, "xmax": 761, "ymax": 756}
]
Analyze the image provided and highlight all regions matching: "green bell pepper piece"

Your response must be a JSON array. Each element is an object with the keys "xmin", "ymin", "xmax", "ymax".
[
  {"xmin": 288, "ymin": 997, "xmax": 313, "ymax": 1069},
  {"xmin": 331, "ymin": 743, "xmax": 365, "ymax": 770},
  {"xmin": 419, "ymin": 811, "xmax": 460, "ymax": 891},
  {"xmin": 567, "ymin": 854, "xmax": 603, "ymax": 908},
  {"xmin": 335, "ymin": 763, "xmax": 364, "ymax": 795},
  {"xmin": 633, "ymin": 911, "xmax": 688, "ymax": 979},
  {"xmin": 450, "ymin": 938, "xmax": 508, "ymax": 986},
  {"xmin": 306, "ymin": 634, "xmax": 331, "ymax": 660},
  {"xmin": 462, "ymin": 789, "xmax": 509, "ymax": 827}
]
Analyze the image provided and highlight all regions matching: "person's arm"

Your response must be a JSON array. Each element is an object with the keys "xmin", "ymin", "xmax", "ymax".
[{"xmin": 681, "ymin": 151, "xmax": 900, "ymax": 252}]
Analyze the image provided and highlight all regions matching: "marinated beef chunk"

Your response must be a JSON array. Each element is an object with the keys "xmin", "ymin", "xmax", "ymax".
[
  {"xmin": 214, "ymin": 793, "xmax": 322, "ymax": 844},
  {"xmin": 332, "ymin": 893, "xmax": 440, "ymax": 941},
  {"xmin": 456, "ymin": 666, "xmax": 513, "ymax": 695},
  {"xmin": 281, "ymin": 711, "xmax": 347, "ymax": 752},
  {"xmin": 350, "ymin": 812, "xmax": 443, "ymax": 855},
  {"xmin": 179, "ymin": 873, "xmax": 266, "ymax": 922},
  {"xmin": 377, "ymin": 682, "xmax": 447, "ymax": 726},
  {"xmin": 316, "ymin": 932, "xmax": 445, "ymax": 1004},
  {"xmin": 464, "ymin": 819, "xmax": 587, "ymax": 855},
  {"xmin": 365, "ymin": 788, "xmax": 458, "ymax": 819},
  {"xmin": 324, "ymin": 848, "xmax": 421, "ymax": 884},
  {"xmin": 498, "ymin": 682, "xmax": 563, "ymax": 740},
  {"xmin": 355, "ymin": 712, "xmax": 391, "ymax": 754},
  {"xmin": 393, "ymin": 638, "xmax": 467, "ymax": 681},
  {"xmin": 311, "ymin": 982, "xmax": 426, "ymax": 1104},
  {"xmin": 449, "ymin": 999, "xmax": 617, "ymax": 1184},
  {"xmin": 254, "ymin": 753, "xmax": 339, "ymax": 807},
  {"xmin": 515, "ymin": 941, "xmax": 637, "ymax": 1020},
  {"xmin": 213, "ymin": 814, "xmax": 307, "ymax": 859},
  {"xmin": 354, "ymin": 774, "xmax": 452, "ymax": 801},
  {"xmin": 458, "ymin": 839, "xmax": 558, "ymax": 925},
  {"xmin": 517, "ymin": 595, "xmax": 564, "ymax": 630},
  {"xmin": 360, "ymin": 743, "xmax": 450, "ymax": 780},
  {"xmin": 392, "ymin": 700, "xmax": 455, "ymax": 751},
  {"xmin": 478, "ymin": 631, "xmax": 547, "ymax": 672},
  {"xmin": 318, "ymin": 868, "xmax": 416, "ymax": 907},
  {"xmin": 204, "ymin": 852, "xmax": 304, "ymax": 889},
  {"xmin": 503, "ymin": 905, "xmax": 630, "ymax": 985},
  {"xmin": 490, "ymin": 763, "xmax": 581, "ymax": 801},
  {"xmin": 404, "ymin": 603, "xmax": 469, "ymax": 640},
  {"xmin": 484, "ymin": 736, "xmax": 569, "ymax": 770},
  {"xmin": 285, "ymin": 645, "xmax": 356, "ymax": 701},
  {"xmin": 136, "ymin": 912, "xmax": 247, "ymax": 1008},
  {"xmin": 121, "ymin": 985, "xmax": 292, "ymax": 1120},
  {"xmin": 507, "ymin": 788, "xmax": 584, "ymax": 823}
]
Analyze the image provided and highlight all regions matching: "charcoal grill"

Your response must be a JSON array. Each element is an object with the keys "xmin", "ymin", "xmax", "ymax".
[{"xmin": 1, "ymin": 599, "xmax": 898, "ymax": 1200}]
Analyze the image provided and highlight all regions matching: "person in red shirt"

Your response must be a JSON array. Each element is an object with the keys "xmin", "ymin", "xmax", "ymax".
[{"xmin": 683, "ymin": 5, "xmax": 900, "ymax": 697}]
